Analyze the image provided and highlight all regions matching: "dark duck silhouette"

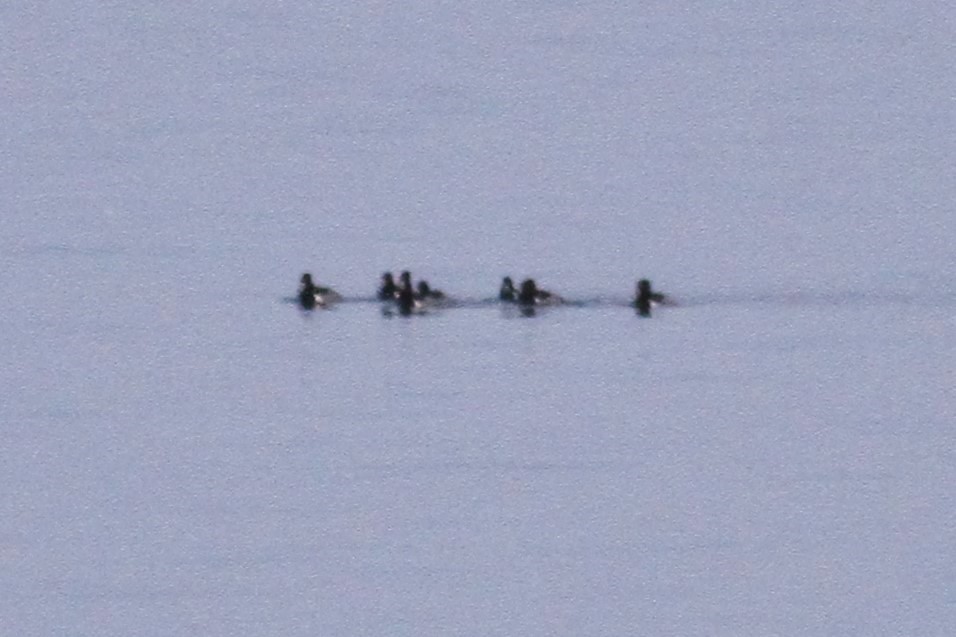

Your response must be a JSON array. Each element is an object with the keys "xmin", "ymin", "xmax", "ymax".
[
  {"xmin": 298, "ymin": 273, "xmax": 342, "ymax": 309},
  {"xmin": 416, "ymin": 280, "xmax": 445, "ymax": 300},
  {"xmin": 378, "ymin": 272, "xmax": 398, "ymax": 300},
  {"xmin": 517, "ymin": 279, "xmax": 562, "ymax": 306},
  {"xmin": 634, "ymin": 279, "xmax": 667, "ymax": 317},
  {"xmin": 396, "ymin": 271, "xmax": 420, "ymax": 316},
  {"xmin": 499, "ymin": 276, "xmax": 517, "ymax": 302}
]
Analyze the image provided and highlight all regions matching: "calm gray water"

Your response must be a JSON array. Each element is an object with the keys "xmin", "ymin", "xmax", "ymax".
[{"xmin": 2, "ymin": 2, "xmax": 955, "ymax": 635}]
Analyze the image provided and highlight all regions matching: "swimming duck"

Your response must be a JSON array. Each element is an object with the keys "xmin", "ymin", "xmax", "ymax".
[
  {"xmin": 298, "ymin": 273, "xmax": 342, "ymax": 309},
  {"xmin": 517, "ymin": 279, "xmax": 562, "ymax": 306},
  {"xmin": 499, "ymin": 276, "xmax": 517, "ymax": 302},
  {"xmin": 396, "ymin": 271, "xmax": 421, "ymax": 316},
  {"xmin": 417, "ymin": 280, "xmax": 446, "ymax": 300},
  {"xmin": 378, "ymin": 272, "xmax": 398, "ymax": 300},
  {"xmin": 634, "ymin": 279, "xmax": 667, "ymax": 317}
]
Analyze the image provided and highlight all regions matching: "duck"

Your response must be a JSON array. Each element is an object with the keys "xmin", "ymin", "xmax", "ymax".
[
  {"xmin": 634, "ymin": 279, "xmax": 667, "ymax": 317},
  {"xmin": 396, "ymin": 271, "xmax": 422, "ymax": 316},
  {"xmin": 417, "ymin": 280, "xmax": 446, "ymax": 300},
  {"xmin": 517, "ymin": 278, "xmax": 562, "ymax": 306},
  {"xmin": 499, "ymin": 276, "xmax": 517, "ymax": 302},
  {"xmin": 378, "ymin": 272, "xmax": 398, "ymax": 300},
  {"xmin": 298, "ymin": 273, "xmax": 342, "ymax": 309}
]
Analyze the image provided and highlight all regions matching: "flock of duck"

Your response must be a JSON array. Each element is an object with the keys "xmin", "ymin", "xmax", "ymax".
[{"xmin": 298, "ymin": 271, "xmax": 671, "ymax": 317}]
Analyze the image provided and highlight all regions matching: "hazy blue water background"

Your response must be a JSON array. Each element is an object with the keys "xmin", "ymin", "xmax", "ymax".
[{"xmin": 2, "ymin": 2, "xmax": 955, "ymax": 635}]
